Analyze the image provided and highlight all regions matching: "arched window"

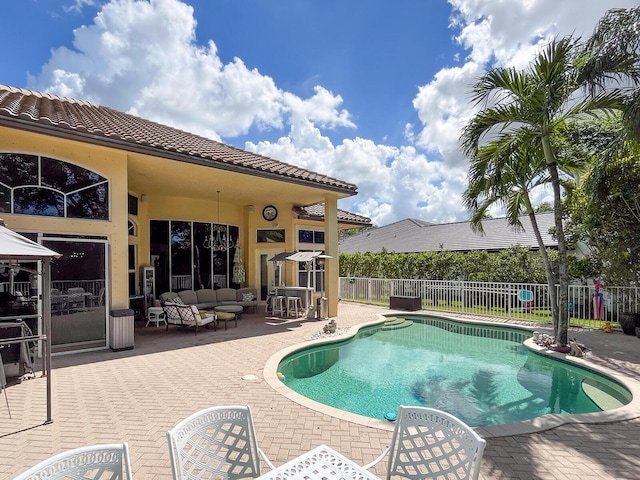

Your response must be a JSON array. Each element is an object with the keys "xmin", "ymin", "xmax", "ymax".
[{"xmin": 0, "ymin": 153, "xmax": 109, "ymax": 220}]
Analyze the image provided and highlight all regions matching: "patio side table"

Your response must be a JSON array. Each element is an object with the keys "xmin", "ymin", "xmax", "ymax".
[{"xmin": 146, "ymin": 306, "xmax": 166, "ymax": 327}]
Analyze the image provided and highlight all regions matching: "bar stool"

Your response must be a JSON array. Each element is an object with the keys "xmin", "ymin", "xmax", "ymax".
[
  {"xmin": 273, "ymin": 296, "xmax": 287, "ymax": 317},
  {"xmin": 287, "ymin": 296, "xmax": 303, "ymax": 317},
  {"xmin": 146, "ymin": 306, "xmax": 167, "ymax": 327}
]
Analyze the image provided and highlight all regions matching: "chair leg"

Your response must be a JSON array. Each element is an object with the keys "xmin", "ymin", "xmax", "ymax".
[
  {"xmin": 0, "ymin": 361, "xmax": 10, "ymax": 419},
  {"xmin": 2, "ymin": 388, "xmax": 10, "ymax": 419}
]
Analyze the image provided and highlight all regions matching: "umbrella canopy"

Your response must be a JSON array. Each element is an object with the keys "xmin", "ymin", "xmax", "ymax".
[
  {"xmin": 0, "ymin": 219, "xmax": 61, "ymax": 424},
  {"xmin": 0, "ymin": 222, "xmax": 60, "ymax": 261},
  {"xmin": 285, "ymin": 251, "xmax": 323, "ymax": 262},
  {"xmin": 267, "ymin": 252, "xmax": 296, "ymax": 262},
  {"xmin": 232, "ymin": 244, "xmax": 246, "ymax": 285}
]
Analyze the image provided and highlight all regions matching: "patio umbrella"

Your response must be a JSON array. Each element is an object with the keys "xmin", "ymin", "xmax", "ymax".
[{"xmin": 232, "ymin": 244, "xmax": 246, "ymax": 285}]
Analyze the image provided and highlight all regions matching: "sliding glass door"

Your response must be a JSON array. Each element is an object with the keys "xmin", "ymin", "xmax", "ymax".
[{"xmin": 43, "ymin": 236, "xmax": 108, "ymax": 353}]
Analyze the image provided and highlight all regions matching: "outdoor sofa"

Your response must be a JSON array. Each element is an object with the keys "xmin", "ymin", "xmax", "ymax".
[{"xmin": 159, "ymin": 287, "xmax": 258, "ymax": 312}]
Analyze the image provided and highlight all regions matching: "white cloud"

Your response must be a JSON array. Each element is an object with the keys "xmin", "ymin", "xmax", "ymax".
[
  {"xmin": 63, "ymin": 0, "xmax": 97, "ymax": 15},
  {"xmin": 28, "ymin": 0, "xmax": 638, "ymax": 226},
  {"xmin": 410, "ymin": 0, "xmax": 639, "ymax": 219},
  {"xmin": 284, "ymin": 86, "xmax": 355, "ymax": 131}
]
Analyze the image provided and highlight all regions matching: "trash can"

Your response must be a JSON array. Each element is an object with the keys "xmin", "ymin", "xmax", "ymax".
[{"xmin": 109, "ymin": 309, "xmax": 134, "ymax": 351}]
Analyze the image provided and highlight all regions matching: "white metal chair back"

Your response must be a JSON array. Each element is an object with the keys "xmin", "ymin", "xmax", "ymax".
[
  {"xmin": 167, "ymin": 405, "xmax": 274, "ymax": 480},
  {"xmin": 384, "ymin": 406, "xmax": 485, "ymax": 480},
  {"xmin": 13, "ymin": 442, "xmax": 132, "ymax": 480}
]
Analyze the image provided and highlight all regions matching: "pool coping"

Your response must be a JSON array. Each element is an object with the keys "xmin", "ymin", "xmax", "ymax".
[{"xmin": 263, "ymin": 313, "xmax": 640, "ymax": 438}]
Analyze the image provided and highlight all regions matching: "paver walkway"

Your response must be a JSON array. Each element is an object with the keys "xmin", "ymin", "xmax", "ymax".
[{"xmin": 1, "ymin": 302, "xmax": 640, "ymax": 479}]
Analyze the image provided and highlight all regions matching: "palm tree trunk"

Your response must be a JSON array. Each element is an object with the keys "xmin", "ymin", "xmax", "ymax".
[
  {"xmin": 542, "ymin": 136, "xmax": 570, "ymax": 345},
  {"xmin": 526, "ymin": 210, "xmax": 558, "ymax": 330}
]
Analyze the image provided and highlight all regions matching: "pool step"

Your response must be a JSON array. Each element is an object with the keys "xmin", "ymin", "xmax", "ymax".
[
  {"xmin": 582, "ymin": 378, "xmax": 629, "ymax": 411},
  {"xmin": 382, "ymin": 317, "xmax": 414, "ymax": 330}
]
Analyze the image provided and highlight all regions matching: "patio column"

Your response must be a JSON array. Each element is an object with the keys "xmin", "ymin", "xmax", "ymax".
[{"xmin": 323, "ymin": 194, "xmax": 339, "ymax": 318}]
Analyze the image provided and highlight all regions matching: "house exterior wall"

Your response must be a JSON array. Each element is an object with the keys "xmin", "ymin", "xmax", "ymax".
[
  {"xmin": 1, "ymin": 124, "xmax": 345, "ymax": 332},
  {"xmin": 0, "ymin": 126, "xmax": 130, "ymax": 311}
]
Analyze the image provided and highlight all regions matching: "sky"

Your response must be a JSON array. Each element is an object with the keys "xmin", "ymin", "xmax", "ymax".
[{"xmin": 1, "ymin": 0, "xmax": 636, "ymax": 227}]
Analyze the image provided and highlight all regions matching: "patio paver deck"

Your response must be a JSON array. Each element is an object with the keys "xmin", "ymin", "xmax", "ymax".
[{"xmin": 1, "ymin": 302, "xmax": 640, "ymax": 479}]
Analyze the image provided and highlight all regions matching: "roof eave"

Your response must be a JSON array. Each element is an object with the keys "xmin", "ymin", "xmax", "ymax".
[
  {"xmin": 0, "ymin": 115, "xmax": 359, "ymax": 197},
  {"xmin": 295, "ymin": 212, "xmax": 371, "ymax": 226}
]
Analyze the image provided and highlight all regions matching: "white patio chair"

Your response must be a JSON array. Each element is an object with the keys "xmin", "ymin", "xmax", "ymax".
[
  {"xmin": 13, "ymin": 442, "xmax": 132, "ymax": 480},
  {"xmin": 363, "ymin": 406, "xmax": 486, "ymax": 480},
  {"xmin": 50, "ymin": 288, "xmax": 66, "ymax": 314},
  {"xmin": 167, "ymin": 405, "xmax": 275, "ymax": 480},
  {"xmin": 67, "ymin": 287, "xmax": 87, "ymax": 312}
]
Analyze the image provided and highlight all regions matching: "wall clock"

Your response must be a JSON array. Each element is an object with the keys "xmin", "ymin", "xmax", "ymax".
[{"xmin": 262, "ymin": 205, "xmax": 278, "ymax": 221}]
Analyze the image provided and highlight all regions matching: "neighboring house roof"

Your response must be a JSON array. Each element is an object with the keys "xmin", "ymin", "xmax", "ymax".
[
  {"xmin": 293, "ymin": 203, "xmax": 372, "ymax": 226},
  {"xmin": 0, "ymin": 85, "xmax": 357, "ymax": 195},
  {"xmin": 339, "ymin": 213, "xmax": 558, "ymax": 254}
]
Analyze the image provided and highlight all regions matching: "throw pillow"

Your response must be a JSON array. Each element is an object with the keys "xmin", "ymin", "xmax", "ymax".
[
  {"xmin": 174, "ymin": 296, "xmax": 185, "ymax": 305},
  {"xmin": 200, "ymin": 312, "xmax": 209, "ymax": 319},
  {"xmin": 242, "ymin": 293, "xmax": 255, "ymax": 302}
]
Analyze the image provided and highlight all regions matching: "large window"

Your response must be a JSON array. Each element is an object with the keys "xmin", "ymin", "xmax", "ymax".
[
  {"xmin": 257, "ymin": 229, "xmax": 285, "ymax": 243},
  {"xmin": 150, "ymin": 220, "xmax": 240, "ymax": 294},
  {"xmin": 0, "ymin": 153, "xmax": 109, "ymax": 220},
  {"xmin": 297, "ymin": 254, "xmax": 326, "ymax": 292},
  {"xmin": 298, "ymin": 229, "xmax": 324, "ymax": 245}
]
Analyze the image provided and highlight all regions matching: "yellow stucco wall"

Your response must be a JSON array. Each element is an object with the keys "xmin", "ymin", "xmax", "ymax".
[
  {"xmin": 0, "ymin": 126, "xmax": 130, "ymax": 310},
  {"xmin": 1, "ymin": 125, "xmax": 346, "ymax": 317}
]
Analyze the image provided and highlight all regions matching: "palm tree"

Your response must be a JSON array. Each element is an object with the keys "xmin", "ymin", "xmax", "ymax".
[
  {"xmin": 460, "ymin": 36, "xmax": 625, "ymax": 346},
  {"xmin": 579, "ymin": 7, "xmax": 640, "ymax": 141},
  {"xmin": 463, "ymin": 135, "xmax": 560, "ymax": 320}
]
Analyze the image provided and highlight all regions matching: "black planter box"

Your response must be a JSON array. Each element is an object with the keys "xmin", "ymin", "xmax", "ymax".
[
  {"xmin": 618, "ymin": 312, "xmax": 640, "ymax": 336},
  {"xmin": 390, "ymin": 295, "xmax": 421, "ymax": 311}
]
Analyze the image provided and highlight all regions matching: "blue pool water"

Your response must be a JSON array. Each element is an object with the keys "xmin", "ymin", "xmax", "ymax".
[{"xmin": 277, "ymin": 316, "xmax": 632, "ymax": 427}]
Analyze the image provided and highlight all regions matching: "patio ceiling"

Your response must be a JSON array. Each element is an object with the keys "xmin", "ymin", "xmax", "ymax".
[{"xmin": 127, "ymin": 152, "xmax": 344, "ymax": 207}]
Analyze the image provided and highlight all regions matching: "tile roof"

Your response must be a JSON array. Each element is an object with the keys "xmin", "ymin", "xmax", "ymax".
[
  {"xmin": 339, "ymin": 212, "xmax": 558, "ymax": 253},
  {"xmin": 293, "ymin": 203, "xmax": 372, "ymax": 226},
  {"xmin": 0, "ymin": 85, "xmax": 358, "ymax": 194}
]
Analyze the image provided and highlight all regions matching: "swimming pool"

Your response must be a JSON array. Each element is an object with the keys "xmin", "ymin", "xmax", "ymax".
[{"xmin": 276, "ymin": 315, "xmax": 632, "ymax": 427}]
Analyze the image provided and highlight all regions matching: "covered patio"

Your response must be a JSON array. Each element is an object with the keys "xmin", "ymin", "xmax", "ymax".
[{"xmin": 2, "ymin": 302, "xmax": 640, "ymax": 479}]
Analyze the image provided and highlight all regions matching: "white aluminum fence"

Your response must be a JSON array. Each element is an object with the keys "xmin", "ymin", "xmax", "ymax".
[{"xmin": 339, "ymin": 277, "xmax": 640, "ymax": 329}]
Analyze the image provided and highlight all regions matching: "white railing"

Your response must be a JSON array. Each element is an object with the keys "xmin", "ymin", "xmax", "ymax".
[
  {"xmin": 0, "ymin": 281, "xmax": 31, "ymax": 296},
  {"xmin": 51, "ymin": 280, "xmax": 105, "ymax": 297},
  {"xmin": 2, "ymin": 280, "xmax": 105, "ymax": 297},
  {"xmin": 339, "ymin": 277, "xmax": 640, "ymax": 329}
]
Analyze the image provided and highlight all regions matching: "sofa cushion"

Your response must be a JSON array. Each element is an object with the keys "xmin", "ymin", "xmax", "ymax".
[
  {"xmin": 159, "ymin": 292, "xmax": 180, "ymax": 304},
  {"xmin": 242, "ymin": 292, "xmax": 255, "ymax": 302},
  {"xmin": 195, "ymin": 302, "xmax": 218, "ymax": 310},
  {"xmin": 178, "ymin": 290, "xmax": 198, "ymax": 305},
  {"xmin": 195, "ymin": 288, "xmax": 217, "ymax": 304},
  {"xmin": 236, "ymin": 288, "xmax": 258, "ymax": 302},
  {"xmin": 216, "ymin": 288, "xmax": 237, "ymax": 303}
]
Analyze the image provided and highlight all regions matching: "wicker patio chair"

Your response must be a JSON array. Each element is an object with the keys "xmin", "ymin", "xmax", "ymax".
[{"xmin": 162, "ymin": 302, "xmax": 216, "ymax": 335}]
